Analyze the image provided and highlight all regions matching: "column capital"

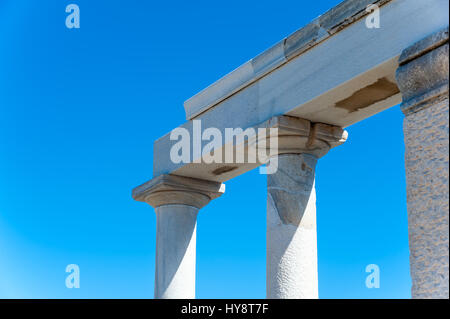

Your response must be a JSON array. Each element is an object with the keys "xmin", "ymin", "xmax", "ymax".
[
  {"xmin": 396, "ymin": 27, "xmax": 449, "ymax": 115},
  {"xmin": 132, "ymin": 174, "xmax": 225, "ymax": 209},
  {"xmin": 261, "ymin": 115, "xmax": 348, "ymax": 158}
]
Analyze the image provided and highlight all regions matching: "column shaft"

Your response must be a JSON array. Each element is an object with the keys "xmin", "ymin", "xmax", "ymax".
[
  {"xmin": 154, "ymin": 204, "xmax": 198, "ymax": 299},
  {"xmin": 267, "ymin": 154, "xmax": 318, "ymax": 298},
  {"xmin": 403, "ymin": 99, "xmax": 449, "ymax": 298},
  {"xmin": 132, "ymin": 174, "xmax": 225, "ymax": 299},
  {"xmin": 396, "ymin": 27, "xmax": 449, "ymax": 298}
]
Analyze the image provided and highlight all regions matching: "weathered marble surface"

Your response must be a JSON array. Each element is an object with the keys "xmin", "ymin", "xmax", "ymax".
[
  {"xmin": 267, "ymin": 154, "xmax": 318, "ymax": 299},
  {"xmin": 397, "ymin": 28, "xmax": 449, "ymax": 115},
  {"xmin": 403, "ymin": 98, "xmax": 449, "ymax": 299},
  {"xmin": 397, "ymin": 27, "xmax": 449, "ymax": 299}
]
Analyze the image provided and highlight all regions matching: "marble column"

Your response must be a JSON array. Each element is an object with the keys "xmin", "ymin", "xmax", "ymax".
[
  {"xmin": 396, "ymin": 27, "xmax": 449, "ymax": 299},
  {"xmin": 132, "ymin": 174, "xmax": 225, "ymax": 299},
  {"xmin": 265, "ymin": 117, "xmax": 347, "ymax": 299}
]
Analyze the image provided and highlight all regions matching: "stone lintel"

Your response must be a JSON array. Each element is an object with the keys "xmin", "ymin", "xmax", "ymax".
[
  {"xmin": 154, "ymin": 0, "xmax": 448, "ymax": 180},
  {"xmin": 184, "ymin": 0, "xmax": 394, "ymax": 120},
  {"xmin": 396, "ymin": 27, "xmax": 449, "ymax": 115},
  {"xmin": 132, "ymin": 174, "xmax": 225, "ymax": 209}
]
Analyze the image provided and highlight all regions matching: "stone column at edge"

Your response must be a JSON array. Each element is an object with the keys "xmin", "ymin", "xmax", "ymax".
[{"xmin": 396, "ymin": 27, "xmax": 449, "ymax": 299}]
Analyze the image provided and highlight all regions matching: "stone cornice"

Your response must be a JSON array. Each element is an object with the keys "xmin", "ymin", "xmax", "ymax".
[
  {"xmin": 396, "ymin": 27, "xmax": 449, "ymax": 115},
  {"xmin": 132, "ymin": 174, "xmax": 225, "ymax": 209}
]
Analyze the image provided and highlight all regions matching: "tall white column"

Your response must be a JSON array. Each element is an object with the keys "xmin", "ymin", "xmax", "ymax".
[
  {"xmin": 396, "ymin": 27, "xmax": 449, "ymax": 299},
  {"xmin": 154, "ymin": 204, "xmax": 198, "ymax": 299},
  {"xmin": 132, "ymin": 174, "xmax": 225, "ymax": 299},
  {"xmin": 267, "ymin": 153, "xmax": 318, "ymax": 298},
  {"xmin": 264, "ymin": 117, "xmax": 347, "ymax": 299}
]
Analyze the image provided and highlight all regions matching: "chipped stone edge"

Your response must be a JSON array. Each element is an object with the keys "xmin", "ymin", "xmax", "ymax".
[
  {"xmin": 184, "ymin": 0, "xmax": 393, "ymax": 120},
  {"xmin": 398, "ymin": 27, "xmax": 449, "ymax": 65}
]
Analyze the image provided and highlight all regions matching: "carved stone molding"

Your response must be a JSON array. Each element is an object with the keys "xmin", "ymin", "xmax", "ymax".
[
  {"xmin": 132, "ymin": 174, "xmax": 225, "ymax": 209},
  {"xmin": 258, "ymin": 115, "xmax": 348, "ymax": 158},
  {"xmin": 396, "ymin": 27, "xmax": 449, "ymax": 115}
]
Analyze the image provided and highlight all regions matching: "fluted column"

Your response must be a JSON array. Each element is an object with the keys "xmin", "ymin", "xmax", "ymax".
[
  {"xmin": 265, "ymin": 117, "xmax": 347, "ymax": 299},
  {"xmin": 396, "ymin": 27, "xmax": 449, "ymax": 299},
  {"xmin": 132, "ymin": 174, "xmax": 225, "ymax": 299}
]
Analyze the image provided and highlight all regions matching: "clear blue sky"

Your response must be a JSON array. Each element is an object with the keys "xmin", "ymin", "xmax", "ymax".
[{"xmin": 0, "ymin": 0, "xmax": 410, "ymax": 298}]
